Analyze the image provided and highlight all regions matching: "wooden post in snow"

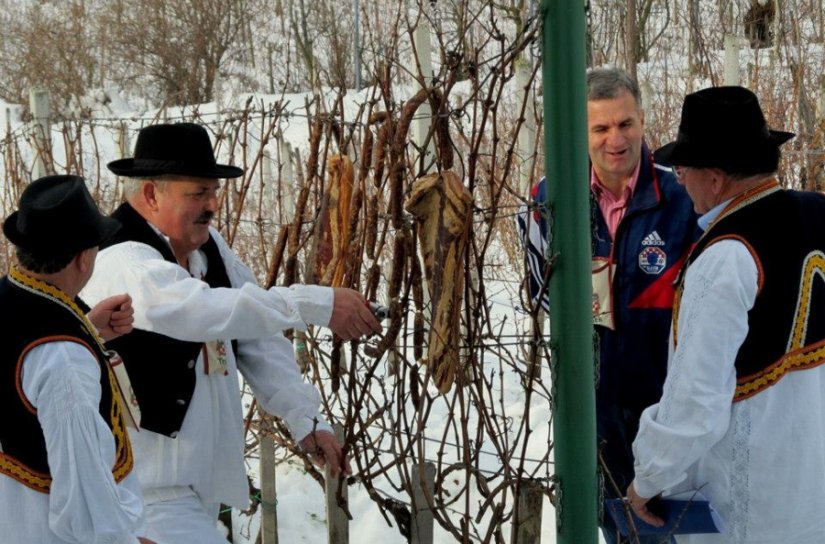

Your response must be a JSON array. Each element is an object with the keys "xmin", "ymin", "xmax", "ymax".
[
  {"xmin": 624, "ymin": 0, "xmax": 638, "ymax": 82},
  {"xmin": 353, "ymin": 0, "xmax": 361, "ymax": 91},
  {"xmin": 639, "ymin": 81, "xmax": 654, "ymax": 123},
  {"xmin": 259, "ymin": 418, "xmax": 279, "ymax": 544},
  {"xmin": 115, "ymin": 122, "xmax": 130, "ymax": 202},
  {"xmin": 278, "ymin": 134, "xmax": 296, "ymax": 223},
  {"xmin": 29, "ymin": 88, "xmax": 52, "ymax": 180},
  {"xmin": 276, "ymin": 133, "xmax": 311, "ymax": 372},
  {"xmin": 263, "ymin": 147, "xmax": 275, "ymax": 216},
  {"xmin": 411, "ymin": 1, "xmax": 437, "ymax": 314},
  {"xmin": 325, "ymin": 423, "xmax": 349, "ymax": 544},
  {"xmin": 410, "ymin": 462, "xmax": 435, "ymax": 544},
  {"xmin": 511, "ymin": 480, "xmax": 543, "ymax": 544},
  {"xmin": 723, "ymin": 35, "xmax": 741, "ymax": 86},
  {"xmin": 771, "ymin": 0, "xmax": 781, "ymax": 59},
  {"xmin": 409, "ymin": 3, "xmax": 435, "ymax": 332},
  {"xmin": 411, "ymin": 7, "xmax": 436, "ymax": 177}
]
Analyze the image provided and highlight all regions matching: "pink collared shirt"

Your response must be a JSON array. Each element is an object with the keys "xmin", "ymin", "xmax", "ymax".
[{"xmin": 590, "ymin": 161, "xmax": 641, "ymax": 240}]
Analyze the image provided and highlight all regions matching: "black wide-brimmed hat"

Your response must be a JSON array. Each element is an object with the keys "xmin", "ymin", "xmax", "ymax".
[
  {"xmin": 654, "ymin": 86, "xmax": 794, "ymax": 173},
  {"xmin": 107, "ymin": 122, "xmax": 244, "ymax": 179},
  {"xmin": 3, "ymin": 175, "xmax": 121, "ymax": 254}
]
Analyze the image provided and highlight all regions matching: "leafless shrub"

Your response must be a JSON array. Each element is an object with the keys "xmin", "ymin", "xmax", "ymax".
[
  {"xmin": 0, "ymin": 1, "xmax": 99, "ymax": 108},
  {"xmin": 99, "ymin": 0, "xmax": 261, "ymax": 105}
]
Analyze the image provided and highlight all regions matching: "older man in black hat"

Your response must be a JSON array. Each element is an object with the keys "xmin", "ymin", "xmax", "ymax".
[
  {"xmin": 80, "ymin": 123, "xmax": 382, "ymax": 543},
  {"xmin": 0, "ymin": 175, "xmax": 154, "ymax": 544},
  {"xmin": 626, "ymin": 86, "xmax": 825, "ymax": 541}
]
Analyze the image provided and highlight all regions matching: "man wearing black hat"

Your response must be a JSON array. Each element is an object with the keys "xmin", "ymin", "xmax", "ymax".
[
  {"xmin": 627, "ymin": 87, "xmax": 825, "ymax": 541},
  {"xmin": 80, "ymin": 123, "xmax": 382, "ymax": 543},
  {"xmin": 0, "ymin": 175, "xmax": 154, "ymax": 543}
]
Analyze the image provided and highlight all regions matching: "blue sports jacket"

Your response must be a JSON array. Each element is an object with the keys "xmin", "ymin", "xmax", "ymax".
[{"xmin": 518, "ymin": 143, "xmax": 699, "ymax": 412}]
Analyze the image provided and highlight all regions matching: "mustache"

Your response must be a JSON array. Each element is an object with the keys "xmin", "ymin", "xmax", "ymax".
[{"xmin": 196, "ymin": 211, "xmax": 214, "ymax": 223}]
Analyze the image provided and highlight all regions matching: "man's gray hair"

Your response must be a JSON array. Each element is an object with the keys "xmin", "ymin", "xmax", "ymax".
[
  {"xmin": 121, "ymin": 177, "xmax": 168, "ymax": 199},
  {"xmin": 587, "ymin": 67, "xmax": 642, "ymax": 107}
]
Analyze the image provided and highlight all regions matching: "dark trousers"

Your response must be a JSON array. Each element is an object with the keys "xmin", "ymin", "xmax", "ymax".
[{"xmin": 597, "ymin": 403, "xmax": 675, "ymax": 544}]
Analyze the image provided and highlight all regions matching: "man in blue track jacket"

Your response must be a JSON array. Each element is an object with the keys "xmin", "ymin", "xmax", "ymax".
[{"xmin": 517, "ymin": 67, "xmax": 699, "ymax": 543}]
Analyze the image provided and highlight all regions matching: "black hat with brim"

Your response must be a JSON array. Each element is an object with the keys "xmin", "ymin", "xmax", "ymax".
[
  {"xmin": 107, "ymin": 122, "xmax": 244, "ymax": 179},
  {"xmin": 3, "ymin": 175, "xmax": 121, "ymax": 254},
  {"xmin": 654, "ymin": 86, "xmax": 794, "ymax": 171}
]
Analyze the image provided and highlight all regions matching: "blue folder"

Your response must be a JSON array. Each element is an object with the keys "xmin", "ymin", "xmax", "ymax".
[{"xmin": 605, "ymin": 494, "xmax": 723, "ymax": 536}]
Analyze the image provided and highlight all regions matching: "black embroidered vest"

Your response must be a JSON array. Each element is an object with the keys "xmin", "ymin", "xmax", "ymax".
[
  {"xmin": 0, "ymin": 271, "xmax": 133, "ymax": 492},
  {"xmin": 101, "ymin": 202, "xmax": 234, "ymax": 437},
  {"xmin": 675, "ymin": 182, "xmax": 825, "ymax": 401}
]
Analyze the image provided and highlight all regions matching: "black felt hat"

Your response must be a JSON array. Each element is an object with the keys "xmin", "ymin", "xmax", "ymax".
[
  {"xmin": 654, "ymin": 86, "xmax": 794, "ymax": 172},
  {"xmin": 3, "ymin": 175, "xmax": 121, "ymax": 254},
  {"xmin": 107, "ymin": 122, "xmax": 244, "ymax": 179}
]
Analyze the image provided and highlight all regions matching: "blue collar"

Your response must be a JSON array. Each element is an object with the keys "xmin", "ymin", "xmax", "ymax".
[{"xmin": 698, "ymin": 198, "xmax": 733, "ymax": 231}]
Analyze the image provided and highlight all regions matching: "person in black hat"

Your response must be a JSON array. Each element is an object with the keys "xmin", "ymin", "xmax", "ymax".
[
  {"xmin": 0, "ymin": 175, "xmax": 155, "ymax": 543},
  {"xmin": 80, "ymin": 122, "xmax": 382, "ymax": 543},
  {"xmin": 627, "ymin": 86, "xmax": 825, "ymax": 541}
]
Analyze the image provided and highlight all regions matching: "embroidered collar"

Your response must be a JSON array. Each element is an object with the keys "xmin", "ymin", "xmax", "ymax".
[{"xmin": 8, "ymin": 266, "xmax": 105, "ymax": 350}]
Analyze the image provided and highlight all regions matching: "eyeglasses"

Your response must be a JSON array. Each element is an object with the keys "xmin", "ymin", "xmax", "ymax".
[{"xmin": 672, "ymin": 165, "xmax": 688, "ymax": 181}]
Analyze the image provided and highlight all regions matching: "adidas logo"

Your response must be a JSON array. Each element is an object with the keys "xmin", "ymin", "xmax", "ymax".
[{"xmin": 642, "ymin": 231, "xmax": 666, "ymax": 246}]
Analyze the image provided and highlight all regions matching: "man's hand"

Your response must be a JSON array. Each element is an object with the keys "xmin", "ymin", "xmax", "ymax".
[
  {"xmin": 299, "ymin": 430, "xmax": 352, "ymax": 478},
  {"xmin": 87, "ymin": 294, "xmax": 134, "ymax": 341},
  {"xmin": 626, "ymin": 481, "xmax": 665, "ymax": 527},
  {"xmin": 327, "ymin": 288, "xmax": 383, "ymax": 340}
]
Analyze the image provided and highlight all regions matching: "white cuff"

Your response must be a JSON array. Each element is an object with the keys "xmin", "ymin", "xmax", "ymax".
[{"xmin": 283, "ymin": 285, "xmax": 334, "ymax": 327}]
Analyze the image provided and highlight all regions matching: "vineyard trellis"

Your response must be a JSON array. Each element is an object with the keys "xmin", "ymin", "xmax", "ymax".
[{"xmin": 0, "ymin": 55, "xmax": 556, "ymax": 544}]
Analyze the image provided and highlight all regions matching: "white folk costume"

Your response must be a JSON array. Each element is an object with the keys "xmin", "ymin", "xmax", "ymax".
[
  {"xmin": 633, "ymin": 86, "xmax": 825, "ymax": 544},
  {"xmin": 0, "ymin": 268, "xmax": 145, "ymax": 544},
  {"xmin": 88, "ymin": 123, "xmax": 341, "ymax": 543},
  {"xmin": 80, "ymin": 209, "xmax": 333, "ymax": 543},
  {"xmin": 633, "ymin": 181, "xmax": 825, "ymax": 544},
  {"xmin": 633, "ymin": 183, "xmax": 825, "ymax": 542},
  {"xmin": 0, "ymin": 175, "xmax": 146, "ymax": 544}
]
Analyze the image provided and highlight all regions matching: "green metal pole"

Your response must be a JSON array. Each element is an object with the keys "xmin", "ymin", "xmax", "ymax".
[{"xmin": 540, "ymin": 1, "xmax": 598, "ymax": 542}]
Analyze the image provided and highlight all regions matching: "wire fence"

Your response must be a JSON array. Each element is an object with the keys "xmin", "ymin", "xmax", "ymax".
[{"xmin": 0, "ymin": 70, "xmax": 552, "ymax": 542}]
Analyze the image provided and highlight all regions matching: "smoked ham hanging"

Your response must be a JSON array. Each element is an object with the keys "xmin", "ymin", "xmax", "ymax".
[{"xmin": 404, "ymin": 170, "xmax": 472, "ymax": 393}]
